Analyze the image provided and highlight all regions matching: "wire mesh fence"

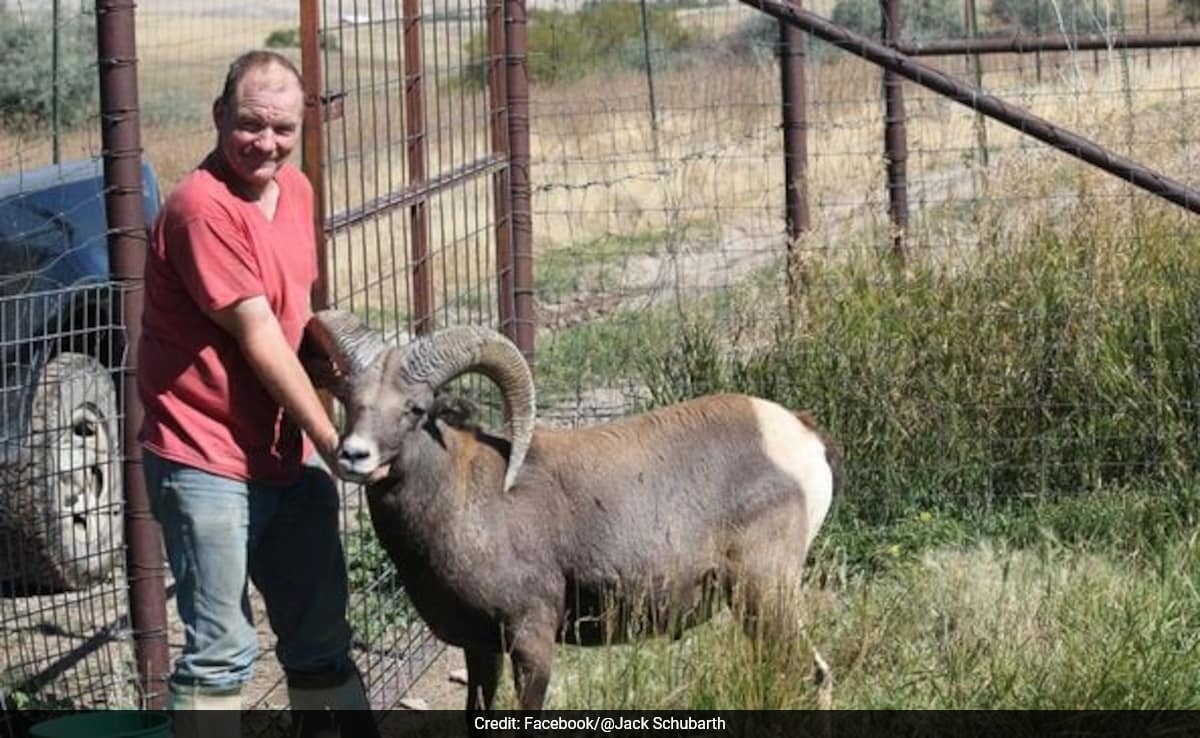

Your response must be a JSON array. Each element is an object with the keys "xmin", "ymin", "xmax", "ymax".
[
  {"xmin": 4, "ymin": 0, "xmax": 1200, "ymax": 720},
  {"xmin": 0, "ymin": 283, "xmax": 133, "ymax": 725},
  {"xmin": 0, "ymin": 2, "xmax": 103, "ymax": 174},
  {"xmin": 0, "ymin": 7, "xmax": 138, "ymax": 711},
  {"xmin": 316, "ymin": 0, "xmax": 509, "ymax": 341},
  {"xmin": 524, "ymin": 0, "xmax": 1200, "ymax": 521}
]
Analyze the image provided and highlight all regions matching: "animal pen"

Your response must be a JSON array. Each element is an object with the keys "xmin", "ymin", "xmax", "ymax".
[{"xmin": 2, "ymin": 0, "xmax": 1200, "ymax": 726}]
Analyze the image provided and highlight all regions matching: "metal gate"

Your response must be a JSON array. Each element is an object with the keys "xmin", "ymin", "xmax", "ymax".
[
  {"xmin": 295, "ymin": 0, "xmax": 533, "ymax": 708},
  {"xmin": 300, "ymin": 0, "xmax": 532, "ymax": 354}
]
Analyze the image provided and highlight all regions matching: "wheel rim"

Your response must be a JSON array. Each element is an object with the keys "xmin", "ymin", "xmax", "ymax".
[{"xmin": 53, "ymin": 402, "xmax": 114, "ymax": 538}]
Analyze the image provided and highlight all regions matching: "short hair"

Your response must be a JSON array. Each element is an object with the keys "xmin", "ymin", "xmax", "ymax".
[{"xmin": 216, "ymin": 50, "xmax": 303, "ymax": 109}]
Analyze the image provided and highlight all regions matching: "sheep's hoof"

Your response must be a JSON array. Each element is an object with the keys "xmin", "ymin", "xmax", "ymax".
[{"xmin": 812, "ymin": 648, "xmax": 833, "ymax": 710}]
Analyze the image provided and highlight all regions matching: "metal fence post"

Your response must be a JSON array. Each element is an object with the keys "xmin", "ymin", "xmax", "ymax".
[
  {"xmin": 965, "ymin": 0, "xmax": 989, "ymax": 170},
  {"xmin": 742, "ymin": 0, "xmax": 1200, "ymax": 214},
  {"xmin": 505, "ymin": 0, "xmax": 535, "ymax": 364},
  {"xmin": 882, "ymin": 0, "xmax": 908, "ymax": 262},
  {"xmin": 639, "ymin": 0, "xmax": 662, "ymax": 160},
  {"xmin": 94, "ymin": 0, "xmax": 169, "ymax": 709},
  {"xmin": 404, "ymin": 0, "xmax": 435, "ymax": 336},
  {"xmin": 52, "ymin": 0, "xmax": 61, "ymax": 164},
  {"xmin": 779, "ymin": 15, "xmax": 809, "ymax": 302},
  {"xmin": 300, "ymin": 0, "xmax": 328, "ymax": 313},
  {"xmin": 490, "ymin": 0, "xmax": 515, "ymax": 346}
]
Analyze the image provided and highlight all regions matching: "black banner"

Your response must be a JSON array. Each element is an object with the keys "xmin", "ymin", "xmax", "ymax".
[{"xmin": 9, "ymin": 709, "xmax": 1198, "ymax": 738}]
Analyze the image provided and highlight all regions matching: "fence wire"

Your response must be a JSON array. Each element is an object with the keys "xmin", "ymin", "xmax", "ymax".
[
  {"xmin": 526, "ymin": 0, "xmax": 1200, "ymax": 433},
  {"xmin": 0, "ymin": 2, "xmax": 102, "ymax": 174},
  {"xmin": 1, "ymin": 8, "xmax": 134, "ymax": 717},
  {"xmin": 0, "ymin": 284, "xmax": 132, "ymax": 731}
]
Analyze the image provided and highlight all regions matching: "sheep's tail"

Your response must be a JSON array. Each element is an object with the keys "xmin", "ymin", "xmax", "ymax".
[{"xmin": 796, "ymin": 411, "xmax": 843, "ymax": 499}]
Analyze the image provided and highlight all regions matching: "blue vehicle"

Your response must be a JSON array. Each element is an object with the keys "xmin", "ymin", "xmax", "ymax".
[{"xmin": 0, "ymin": 158, "xmax": 161, "ymax": 591}]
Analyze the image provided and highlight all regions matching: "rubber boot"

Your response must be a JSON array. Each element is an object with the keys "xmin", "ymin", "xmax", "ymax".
[
  {"xmin": 287, "ymin": 668, "xmax": 380, "ymax": 738},
  {"xmin": 169, "ymin": 685, "xmax": 242, "ymax": 738}
]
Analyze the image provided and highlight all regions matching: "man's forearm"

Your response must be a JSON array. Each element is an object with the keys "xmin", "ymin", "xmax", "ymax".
[{"xmin": 240, "ymin": 324, "xmax": 339, "ymax": 459}]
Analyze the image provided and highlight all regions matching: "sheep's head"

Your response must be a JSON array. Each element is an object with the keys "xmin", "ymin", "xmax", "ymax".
[{"xmin": 305, "ymin": 310, "xmax": 536, "ymax": 491}]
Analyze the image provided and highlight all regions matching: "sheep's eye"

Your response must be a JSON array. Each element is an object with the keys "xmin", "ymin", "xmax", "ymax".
[{"xmin": 407, "ymin": 403, "xmax": 426, "ymax": 416}]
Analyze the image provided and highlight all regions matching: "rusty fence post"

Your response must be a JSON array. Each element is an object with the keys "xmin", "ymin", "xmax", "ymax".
[
  {"xmin": 95, "ymin": 0, "xmax": 170, "ymax": 709},
  {"xmin": 505, "ymin": 0, "xmax": 535, "ymax": 364},
  {"xmin": 300, "ymin": 0, "xmax": 328, "ymax": 313},
  {"xmin": 489, "ymin": 0, "xmax": 515, "ymax": 345},
  {"xmin": 964, "ymin": 0, "xmax": 989, "ymax": 170},
  {"xmin": 881, "ymin": 0, "xmax": 908, "ymax": 262},
  {"xmin": 404, "ymin": 0, "xmax": 435, "ymax": 336},
  {"xmin": 779, "ymin": 16, "xmax": 809, "ymax": 305}
]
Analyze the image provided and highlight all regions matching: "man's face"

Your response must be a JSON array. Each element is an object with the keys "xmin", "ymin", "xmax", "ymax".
[{"xmin": 213, "ymin": 63, "xmax": 304, "ymax": 193}]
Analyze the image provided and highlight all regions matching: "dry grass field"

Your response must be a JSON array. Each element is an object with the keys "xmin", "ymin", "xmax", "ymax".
[{"xmin": 3, "ymin": 2, "xmax": 1196, "ymax": 305}]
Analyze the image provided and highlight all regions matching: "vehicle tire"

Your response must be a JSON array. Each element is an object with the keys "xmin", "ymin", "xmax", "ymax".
[{"xmin": 0, "ymin": 352, "xmax": 123, "ymax": 591}]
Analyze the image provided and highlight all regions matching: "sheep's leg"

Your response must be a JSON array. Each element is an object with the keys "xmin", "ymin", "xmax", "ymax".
[
  {"xmin": 812, "ymin": 646, "xmax": 833, "ymax": 710},
  {"xmin": 737, "ymin": 570, "xmax": 834, "ymax": 709},
  {"xmin": 509, "ymin": 618, "xmax": 557, "ymax": 712},
  {"xmin": 464, "ymin": 647, "xmax": 503, "ymax": 713}
]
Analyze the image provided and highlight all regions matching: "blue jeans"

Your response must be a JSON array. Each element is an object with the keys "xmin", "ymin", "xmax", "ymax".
[{"xmin": 144, "ymin": 450, "xmax": 354, "ymax": 694}]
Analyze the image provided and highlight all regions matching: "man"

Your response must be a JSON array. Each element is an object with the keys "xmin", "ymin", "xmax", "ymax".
[{"xmin": 138, "ymin": 50, "xmax": 380, "ymax": 737}]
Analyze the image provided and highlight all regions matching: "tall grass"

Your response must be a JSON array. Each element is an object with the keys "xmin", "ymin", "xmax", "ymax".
[
  {"xmin": 525, "ymin": 204, "xmax": 1200, "ymax": 709},
  {"xmin": 542, "ymin": 495, "xmax": 1200, "ymax": 709},
  {"xmin": 637, "ymin": 209, "xmax": 1200, "ymax": 526}
]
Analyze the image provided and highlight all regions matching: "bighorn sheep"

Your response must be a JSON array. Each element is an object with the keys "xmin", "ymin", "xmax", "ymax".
[{"xmin": 305, "ymin": 310, "xmax": 841, "ymax": 714}]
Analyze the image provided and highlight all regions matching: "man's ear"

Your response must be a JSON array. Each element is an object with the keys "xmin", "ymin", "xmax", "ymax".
[{"xmin": 212, "ymin": 97, "xmax": 226, "ymax": 129}]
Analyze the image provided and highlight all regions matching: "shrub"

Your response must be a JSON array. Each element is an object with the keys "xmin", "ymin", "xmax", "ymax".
[
  {"xmin": 461, "ymin": 1, "xmax": 701, "ymax": 88},
  {"xmin": 264, "ymin": 26, "xmax": 340, "ymax": 52},
  {"xmin": 1174, "ymin": 0, "xmax": 1200, "ymax": 24},
  {"xmin": 0, "ymin": 11, "xmax": 97, "ymax": 132},
  {"xmin": 830, "ymin": 0, "xmax": 966, "ymax": 41},
  {"xmin": 714, "ymin": 15, "xmax": 842, "ymax": 66},
  {"xmin": 265, "ymin": 27, "xmax": 301, "ymax": 48},
  {"xmin": 987, "ymin": 0, "xmax": 1111, "ymax": 33}
]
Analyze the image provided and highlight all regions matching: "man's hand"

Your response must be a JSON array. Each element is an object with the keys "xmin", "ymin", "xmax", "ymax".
[{"xmin": 313, "ymin": 426, "xmax": 342, "ymax": 480}]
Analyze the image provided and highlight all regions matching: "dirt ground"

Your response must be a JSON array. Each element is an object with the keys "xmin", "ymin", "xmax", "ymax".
[
  {"xmin": 234, "ymin": 586, "xmax": 468, "ymax": 714},
  {"xmin": 374, "ymin": 647, "xmax": 467, "ymax": 737}
]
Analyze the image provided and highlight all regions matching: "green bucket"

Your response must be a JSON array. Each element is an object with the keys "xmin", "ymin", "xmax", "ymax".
[{"xmin": 28, "ymin": 711, "xmax": 172, "ymax": 738}]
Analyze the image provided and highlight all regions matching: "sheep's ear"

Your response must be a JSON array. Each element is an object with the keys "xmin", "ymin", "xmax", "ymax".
[
  {"xmin": 300, "ymin": 324, "xmax": 350, "ymax": 396},
  {"xmin": 302, "ymin": 354, "xmax": 350, "ymax": 397}
]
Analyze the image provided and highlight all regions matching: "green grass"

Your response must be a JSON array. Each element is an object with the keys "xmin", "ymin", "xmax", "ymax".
[
  {"xmin": 344, "ymin": 510, "xmax": 422, "ymax": 643},
  {"xmin": 337, "ymin": 195, "xmax": 1200, "ymax": 709},
  {"xmin": 631, "ymin": 210, "xmax": 1200, "ymax": 524},
  {"xmin": 536, "ymin": 231, "xmax": 672, "ymax": 300},
  {"xmin": 459, "ymin": 2, "xmax": 704, "ymax": 89},
  {"xmin": 536, "ymin": 309, "xmax": 681, "ymax": 400}
]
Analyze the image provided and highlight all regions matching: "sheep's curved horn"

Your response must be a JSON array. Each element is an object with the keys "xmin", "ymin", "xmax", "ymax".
[
  {"xmin": 400, "ymin": 326, "xmax": 535, "ymax": 492},
  {"xmin": 307, "ymin": 309, "xmax": 390, "ymax": 375}
]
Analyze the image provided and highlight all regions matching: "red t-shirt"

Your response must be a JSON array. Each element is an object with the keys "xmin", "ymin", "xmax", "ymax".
[{"xmin": 138, "ymin": 159, "xmax": 317, "ymax": 483}]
